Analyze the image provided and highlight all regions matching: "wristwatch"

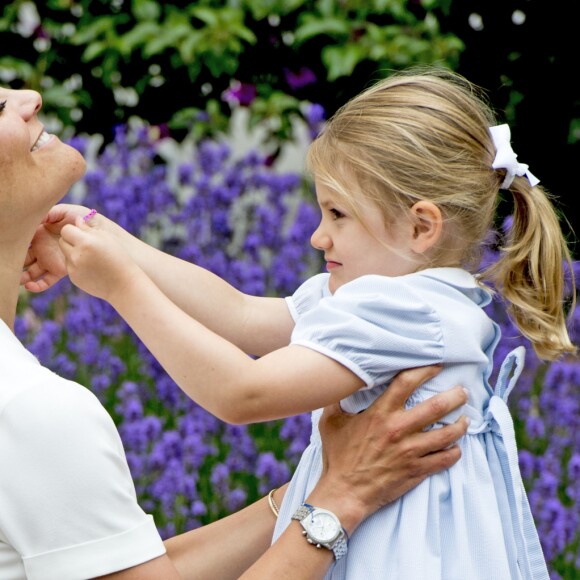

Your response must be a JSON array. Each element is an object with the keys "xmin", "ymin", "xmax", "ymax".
[{"xmin": 291, "ymin": 503, "xmax": 348, "ymax": 561}]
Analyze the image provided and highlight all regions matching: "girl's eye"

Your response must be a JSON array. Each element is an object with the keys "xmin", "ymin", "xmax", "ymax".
[
  {"xmin": 0, "ymin": 100, "xmax": 6, "ymax": 114},
  {"xmin": 330, "ymin": 208, "xmax": 344, "ymax": 220}
]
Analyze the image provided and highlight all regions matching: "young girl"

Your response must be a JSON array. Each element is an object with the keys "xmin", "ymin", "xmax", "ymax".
[{"xmin": 25, "ymin": 68, "xmax": 575, "ymax": 579}]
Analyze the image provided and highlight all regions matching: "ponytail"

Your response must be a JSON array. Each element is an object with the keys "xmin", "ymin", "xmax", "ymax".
[{"xmin": 483, "ymin": 178, "xmax": 576, "ymax": 361}]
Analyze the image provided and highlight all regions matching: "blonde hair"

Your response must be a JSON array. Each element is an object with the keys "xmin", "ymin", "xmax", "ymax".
[{"xmin": 306, "ymin": 66, "xmax": 576, "ymax": 361}]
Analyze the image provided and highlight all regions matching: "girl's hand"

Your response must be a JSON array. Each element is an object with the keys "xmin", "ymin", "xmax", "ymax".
[
  {"xmin": 21, "ymin": 204, "xmax": 90, "ymax": 292},
  {"xmin": 59, "ymin": 217, "xmax": 140, "ymax": 302}
]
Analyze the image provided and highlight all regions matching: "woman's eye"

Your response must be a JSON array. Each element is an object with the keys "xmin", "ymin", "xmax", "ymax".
[
  {"xmin": 330, "ymin": 208, "xmax": 344, "ymax": 219},
  {"xmin": 0, "ymin": 100, "xmax": 6, "ymax": 114}
]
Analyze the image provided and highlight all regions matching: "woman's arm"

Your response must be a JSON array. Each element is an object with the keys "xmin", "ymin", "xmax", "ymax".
[
  {"xmin": 164, "ymin": 366, "xmax": 469, "ymax": 579},
  {"xmin": 164, "ymin": 485, "xmax": 287, "ymax": 579}
]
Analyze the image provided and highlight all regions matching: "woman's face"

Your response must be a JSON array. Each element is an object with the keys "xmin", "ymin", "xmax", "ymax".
[{"xmin": 0, "ymin": 87, "xmax": 86, "ymax": 214}]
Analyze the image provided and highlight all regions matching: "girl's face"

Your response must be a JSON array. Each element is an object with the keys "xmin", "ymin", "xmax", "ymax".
[
  {"xmin": 311, "ymin": 181, "xmax": 418, "ymax": 293},
  {"xmin": 0, "ymin": 87, "xmax": 86, "ymax": 215}
]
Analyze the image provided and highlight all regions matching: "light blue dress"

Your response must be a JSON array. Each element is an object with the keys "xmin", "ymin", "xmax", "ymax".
[{"xmin": 271, "ymin": 269, "xmax": 549, "ymax": 580}]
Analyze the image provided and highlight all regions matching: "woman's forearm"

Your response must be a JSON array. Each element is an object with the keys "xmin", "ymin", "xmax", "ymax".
[
  {"xmin": 164, "ymin": 486, "xmax": 287, "ymax": 579},
  {"xmin": 240, "ymin": 477, "xmax": 364, "ymax": 580}
]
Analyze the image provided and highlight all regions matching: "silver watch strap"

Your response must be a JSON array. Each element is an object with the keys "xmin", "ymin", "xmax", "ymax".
[
  {"xmin": 291, "ymin": 504, "xmax": 349, "ymax": 561},
  {"xmin": 291, "ymin": 504, "xmax": 313, "ymax": 522},
  {"xmin": 330, "ymin": 534, "xmax": 348, "ymax": 560}
]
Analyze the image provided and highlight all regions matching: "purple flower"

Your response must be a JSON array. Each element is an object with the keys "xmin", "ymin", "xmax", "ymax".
[
  {"xmin": 284, "ymin": 67, "xmax": 317, "ymax": 90},
  {"xmin": 223, "ymin": 81, "xmax": 257, "ymax": 107}
]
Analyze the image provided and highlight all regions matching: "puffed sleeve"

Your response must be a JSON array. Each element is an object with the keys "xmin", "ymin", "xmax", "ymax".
[
  {"xmin": 0, "ymin": 376, "xmax": 165, "ymax": 580},
  {"xmin": 285, "ymin": 273, "xmax": 330, "ymax": 322},
  {"xmin": 290, "ymin": 275, "xmax": 444, "ymax": 388}
]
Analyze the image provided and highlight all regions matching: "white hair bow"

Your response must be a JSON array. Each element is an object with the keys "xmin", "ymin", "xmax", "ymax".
[{"xmin": 489, "ymin": 124, "xmax": 539, "ymax": 189}]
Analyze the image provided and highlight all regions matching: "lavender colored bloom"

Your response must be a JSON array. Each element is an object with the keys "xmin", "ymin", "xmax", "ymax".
[
  {"xmin": 568, "ymin": 453, "xmax": 580, "ymax": 479},
  {"xmin": 304, "ymin": 103, "xmax": 326, "ymax": 140},
  {"xmin": 13, "ymin": 315, "xmax": 29, "ymax": 341},
  {"xmin": 191, "ymin": 499, "xmax": 207, "ymax": 517},
  {"xmin": 255, "ymin": 452, "xmax": 291, "ymax": 493},
  {"xmin": 210, "ymin": 463, "xmax": 230, "ymax": 496},
  {"xmin": 284, "ymin": 67, "xmax": 317, "ymax": 90},
  {"xmin": 27, "ymin": 320, "xmax": 61, "ymax": 363},
  {"xmin": 525, "ymin": 415, "xmax": 546, "ymax": 440},
  {"xmin": 223, "ymin": 81, "xmax": 257, "ymax": 107},
  {"xmin": 518, "ymin": 449, "xmax": 536, "ymax": 481},
  {"xmin": 226, "ymin": 488, "xmax": 248, "ymax": 512}
]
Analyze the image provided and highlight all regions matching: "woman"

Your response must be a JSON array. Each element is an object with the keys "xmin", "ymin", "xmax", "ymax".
[{"xmin": 0, "ymin": 86, "xmax": 467, "ymax": 579}]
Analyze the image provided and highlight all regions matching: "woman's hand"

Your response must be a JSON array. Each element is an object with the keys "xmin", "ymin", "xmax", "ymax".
[
  {"xmin": 316, "ymin": 365, "xmax": 468, "ymax": 532},
  {"xmin": 21, "ymin": 204, "xmax": 90, "ymax": 292}
]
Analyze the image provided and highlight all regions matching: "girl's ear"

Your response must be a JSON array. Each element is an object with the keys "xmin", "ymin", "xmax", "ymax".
[{"xmin": 409, "ymin": 201, "xmax": 442, "ymax": 254}]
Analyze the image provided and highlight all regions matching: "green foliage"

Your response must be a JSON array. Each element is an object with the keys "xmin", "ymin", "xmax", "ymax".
[{"xmin": 1, "ymin": 0, "xmax": 463, "ymax": 153}]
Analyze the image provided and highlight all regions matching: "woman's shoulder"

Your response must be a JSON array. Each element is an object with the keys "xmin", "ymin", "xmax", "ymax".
[{"xmin": 2, "ymin": 370, "xmax": 116, "ymax": 445}]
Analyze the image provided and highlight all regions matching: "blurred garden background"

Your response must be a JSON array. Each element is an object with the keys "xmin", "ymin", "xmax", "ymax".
[{"xmin": 2, "ymin": 1, "xmax": 579, "ymax": 577}]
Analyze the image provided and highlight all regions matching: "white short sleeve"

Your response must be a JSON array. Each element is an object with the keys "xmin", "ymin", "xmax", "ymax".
[
  {"xmin": 0, "ymin": 377, "xmax": 165, "ymax": 580},
  {"xmin": 290, "ymin": 275, "xmax": 445, "ymax": 388},
  {"xmin": 285, "ymin": 273, "xmax": 330, "ymax": 322}
]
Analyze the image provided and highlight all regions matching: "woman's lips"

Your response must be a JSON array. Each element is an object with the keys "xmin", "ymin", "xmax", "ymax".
[
  {"xmin": 326, "ymin": 260, "xmax": 341, "ymax": 270},
  {"xmin": 31, "ymin": 130, "xmax": 53, "ymax": 151}
]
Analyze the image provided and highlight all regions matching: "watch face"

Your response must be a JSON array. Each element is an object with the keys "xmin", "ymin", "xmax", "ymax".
[{"xmin": 306, "ymin": 511, "xmax": 341, "ymax": 543}]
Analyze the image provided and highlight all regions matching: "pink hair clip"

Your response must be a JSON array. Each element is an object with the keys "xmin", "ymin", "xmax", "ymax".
[{"xmin": 83, "ymin": 209, "xmax": 97, "ymax": 222}]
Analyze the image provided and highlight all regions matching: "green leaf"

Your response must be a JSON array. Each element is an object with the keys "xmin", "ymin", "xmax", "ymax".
[
  {"xmin": 243, "ymin": 0, "xmax": 307, "ymax": 20},
  {"xmin": 323, "ymin": 43, "xmax": 366, "ymax": 81},
  {"xmin": 132, "ymin": 0, "xmax": 161, "ymax": 21},
  {"xmin": 82, "ymin": 40, "xmax": 109, "ymax": 62},
  {"xmin": 41, "ymin": 84, "xmax": 80, "ymax": 109},
  {"xmin": 118, "ymin": 22, "xmax": 160, "ymax": 55},
  {"xmin": 294, "ymin": 15, "xmax": 351, "ymax": 43},
  {"xmin": 70, "ymin": 15, "xmax": 126, "ymax": 45},
  {"xmin": 228, "ymin": 23, "xmax": 257, "ymax": 45},
  {"xmin": 143, "ymin": 23, "xmax": 192, "ymax": 57},
  {"xmin": 189, "ymin": 6, "xmax": 220, "ymax": 27},
  {"xmin": 316, "ymin": 0, "xmax": 336, "ymax": 18},
  {"xmin": 178, "ymin": 31, "xmax": 205, "ymax": 63},
  {"xmin": 0, "ymin": 57, "xmax": 36, "ymax": 82},
  {"xmin": 568, "ymin": 119, "xmax": 580, "ymax": 145}
]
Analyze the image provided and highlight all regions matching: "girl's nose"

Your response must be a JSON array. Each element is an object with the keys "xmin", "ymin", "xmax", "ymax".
[
  {"xmin": 14, "ymin": 89, "xmax": 42, "ymax": 121},
  {"xmin": 310, "ymin": 225, "xmax": 331, "ymax": 250}
]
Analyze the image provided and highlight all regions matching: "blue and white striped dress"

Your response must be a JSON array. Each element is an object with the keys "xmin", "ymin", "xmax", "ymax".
[{"xmin": 272, "ymin": 268, "xmax": 548, "ymax": 580}]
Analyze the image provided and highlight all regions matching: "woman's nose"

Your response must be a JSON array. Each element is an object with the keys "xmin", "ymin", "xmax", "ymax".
[{"xmin": 14, "ymin": 89, "xmax": 42, "ymax": 121}]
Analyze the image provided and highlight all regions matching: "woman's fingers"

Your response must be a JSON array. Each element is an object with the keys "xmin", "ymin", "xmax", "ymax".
[{"xmin": 367, "ymin": 365, "xmax": 444, "ymax": 415}]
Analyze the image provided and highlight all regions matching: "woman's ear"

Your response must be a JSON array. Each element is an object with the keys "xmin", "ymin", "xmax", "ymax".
[{"xmin": 409, "ymin": 201, "xmax": 442, "ymax": 254}]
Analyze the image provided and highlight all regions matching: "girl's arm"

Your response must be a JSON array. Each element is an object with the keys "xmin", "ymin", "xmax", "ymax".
[
  {"xmin": 164, "ymin": 366, "xmax": 469, "ymax": 580},
  {"xmin": 98, "ymin": 212, "xmax": 294, "ymax": 356},
  {"xmin": 59, "ymin": 221, "xmax": 362, "ymax": 423},
  {"xmin": 23, "ymin": 204, "xmax": 293, "ymax": 356}
]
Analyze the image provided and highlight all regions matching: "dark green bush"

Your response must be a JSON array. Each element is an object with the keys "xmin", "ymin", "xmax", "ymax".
[{"xmin": 0, "ymin": 0, "xmax": 463, "ymax": 154}]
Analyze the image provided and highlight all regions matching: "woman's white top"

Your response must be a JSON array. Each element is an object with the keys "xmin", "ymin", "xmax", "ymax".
[
  {"xmin": 272, "ymin": 269, "xmax": 549, "ymax": 580},
  {"xmin": 0, "ymin": 319, "xmax": 165, "ymax": 579}
]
